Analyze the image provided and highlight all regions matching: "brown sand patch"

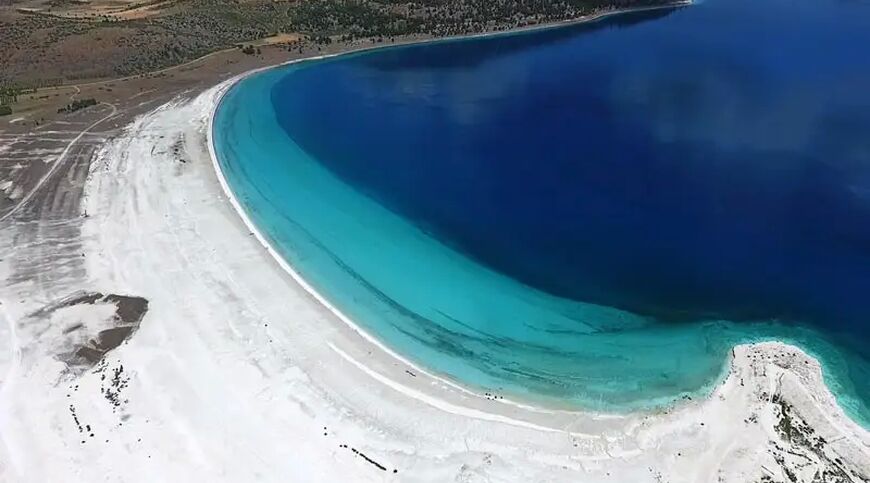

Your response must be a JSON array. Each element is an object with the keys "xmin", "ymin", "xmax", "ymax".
[
  {"xmin": 11, "ymin": 0, "xmax": 176, "ymax": 20},
  {"xmin": 109, "ymin": 0, "xmax": 176, "ymax": 20},
  {"xmin": 251, "ymin": 33, "xmax": 303, "ymax": 46}
]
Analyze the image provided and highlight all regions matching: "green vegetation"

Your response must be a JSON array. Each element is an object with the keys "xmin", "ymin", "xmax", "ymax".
[
  {"xmin": 0, "ymin": 84, "xmax": 36, "ymax": 106},
  {"xmin": 0, "ymin": 0, "xmax": 676, "ymax": 84},
  {"xmin": 58, "ymin": 97, "xmax": 97, "ymax": 113},
  {"xmin": 0, "ymin": 84, "xmax": 31, "ymax": 116},
  {"xmin": 0, "ymin": 87, "xmax": 19, "ymax": 106},
  {"xmin": 288, "ymin": 0, "xmax": 674, "ymax": 39}
]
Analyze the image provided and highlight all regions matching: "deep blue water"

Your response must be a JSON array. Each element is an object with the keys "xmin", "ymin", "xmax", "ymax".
[{"xmin": 214, "ymin": 0, "xmax": 870, "ymax": 424}]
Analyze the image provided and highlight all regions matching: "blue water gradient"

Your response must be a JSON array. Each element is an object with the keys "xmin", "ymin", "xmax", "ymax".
[{"xmin": 213, "ymin": 0, "xmax": 870, "ymax": 425}]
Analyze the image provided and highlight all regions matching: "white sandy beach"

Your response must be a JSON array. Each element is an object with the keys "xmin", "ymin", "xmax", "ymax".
[{"xmin": 0, "ymin": 78, "xmax": 868, "ymax": 481}]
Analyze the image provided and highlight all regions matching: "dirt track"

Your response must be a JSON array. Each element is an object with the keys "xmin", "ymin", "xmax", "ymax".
[
  {"xmin": 0, "ymin": 33, "xmax": 432, "ymax": 318},
  {"xmin": 0, "ymin": 43, "xmax": 303, "ymax": 313}
]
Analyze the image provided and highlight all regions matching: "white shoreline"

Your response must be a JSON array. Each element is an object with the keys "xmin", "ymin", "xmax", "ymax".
[
  {"xmin": 206, "ymin": 55, "xmax": 870, "ymax": 431},
  {"xmin": 1, "ymin": 6, "xmax": 868, "ymax": 480},
  {"xmin": 201, "ymin": 4, "xmax": 870, "ymax": 441},
  {"xmin": 206, "ymin": 57, "xmax": 608, "ymax": 423},
  {"xmin": 0, "ymin": 73, "xmax": 866, "ymax": 483},
  {"xmin": 208, "ymin": 81, "xmax": 596, "ymax": 430},
  {"xmin": 205, "ymin": 1, "xmax": 717, "ymax": 422}
]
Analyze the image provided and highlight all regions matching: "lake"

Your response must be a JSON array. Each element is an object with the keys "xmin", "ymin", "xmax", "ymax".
[{"xmin": 213, "ymin": 0, "xmax": 870, "ymax": 425}]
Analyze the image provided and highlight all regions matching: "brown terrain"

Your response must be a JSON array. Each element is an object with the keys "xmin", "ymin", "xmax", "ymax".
[{"xmin": 1, "ymin": 0, "xmax": 671, "ymax": 85}]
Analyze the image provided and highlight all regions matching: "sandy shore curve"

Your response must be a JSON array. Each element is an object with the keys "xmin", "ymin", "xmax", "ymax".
[
  {"xmin": 0, "ymin": 51, "xmax": 867, "ymax": 483},
  {"xmin": 80, "ymin": 81, "xmax": 870, "ymax": 480}
]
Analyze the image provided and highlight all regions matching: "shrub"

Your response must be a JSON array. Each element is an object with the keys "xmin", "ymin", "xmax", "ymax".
[{"xmin": 58, "ymin": 97, "xmax": 97, "ymax": 114}]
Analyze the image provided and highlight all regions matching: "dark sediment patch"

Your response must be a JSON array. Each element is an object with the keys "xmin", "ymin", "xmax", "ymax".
[
  {"xmin": 102, "ymin": 294, "xmax": 149, "ymax": 326},
  {"xmin": 768, "ymin": 392, "xmax": 867, "ymax": 482},
  {"xmin": 70, "ymin": 292, "xmax": 149, "ymax": 365},
  {"xmin": 29, "ymin": 290, "xmax": 149, "ymax": 368}
]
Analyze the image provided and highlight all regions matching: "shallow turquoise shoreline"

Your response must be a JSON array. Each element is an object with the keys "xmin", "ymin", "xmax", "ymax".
[{"xmin": 210, "ymin": 13, "xmax": 869, "ymax": 428}]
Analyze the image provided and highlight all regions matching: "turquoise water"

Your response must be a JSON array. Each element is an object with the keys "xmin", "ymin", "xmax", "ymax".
[{"xmin": 213, "ymin": 0, "xmax": 870, "ymax": 425}]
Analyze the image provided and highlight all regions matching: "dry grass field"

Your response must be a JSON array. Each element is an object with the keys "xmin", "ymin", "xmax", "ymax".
[
  {"xmin": 0, "ymin": 0, "xmax": 671, "ymax": 86},
  {"xmin": 9, "ymin": 0, "xmax": 179, "ymax": 19}
]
